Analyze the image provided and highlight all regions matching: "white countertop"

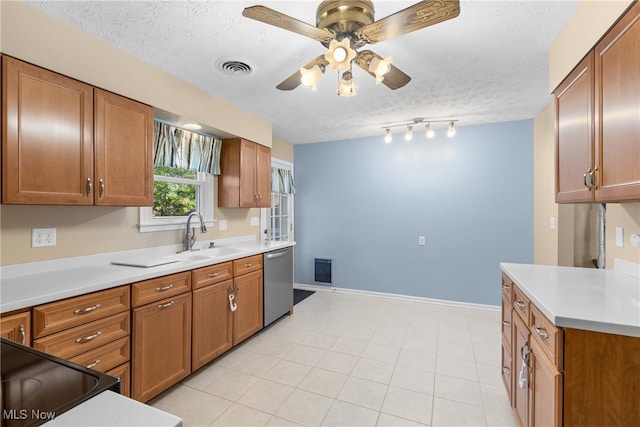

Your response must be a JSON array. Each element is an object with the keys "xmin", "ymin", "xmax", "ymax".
[
  {"xmin": 500, "ymin": 261, "xmax": 640, "ymax": 337},
  {"xmin": 45, "ymin": 391, "xmax": 182, "ymax": 427},
  {"xmin": 1, "ymin": 237, "xmax": 294, "ymax": 313}
]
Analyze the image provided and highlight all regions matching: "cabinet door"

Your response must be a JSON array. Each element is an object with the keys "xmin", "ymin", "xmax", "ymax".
[
  {"xmin": 239, "ymin": 139, "xmax": 258, "ymax": 207},
  {"xmin": 192, "ymin": 280, "xmax": 234, "ymax": 371},
  {"xmin": 594, "ymin": 1, "xmax": 640, "ymax": 201},
  {"xmin": 529, "ymin": 338, "xmax": 562, "ymax": 427},
  {"xmin": 255, "ymin": 143, "xmax": 271, "ymax": 207},
  {"xmin": 0, "ymin": 311, "xmax": 31, "ymax": 346},
  {"xmin": 132, "ymin": 293, "xmax": 191, "ymax": 402},
  {"xmin": 512, "ymin": 311, "xmax": 530, "ymax": 427},
  {"xmin": 2, "ymin": 56, "xmax": 94, "ymax": 205},
  {"xmin": 94, "ymin": 88, "xmax": 154, "ymax": 206},
  {"xmin": 233, "ymin": 269, "xmax": 263, "ymax": 345},
  {"xmin": 554, "ymin": 52, "xmax": 595, "ymax": 203}
]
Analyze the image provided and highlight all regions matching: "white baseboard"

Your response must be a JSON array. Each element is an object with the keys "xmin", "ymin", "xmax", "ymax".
[{"xmin": 294, "ymin": 283, "xmax": 500, "ymax": 312}]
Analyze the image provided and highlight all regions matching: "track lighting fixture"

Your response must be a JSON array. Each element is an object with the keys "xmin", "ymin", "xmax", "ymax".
[
  {"xmin": 405, "ymin": 125, "xmax": 413, "ymax": 141},
  {"xmin": 381, "ymin": 118, "xmax": 458, "ymax": 143},
  {"xmin": 447, "ymin": 121, "xmax": 456, "ymax": 138},
  {"xmin": 384, "ymin": 128, "xmax": 392, "ymax": 144}
]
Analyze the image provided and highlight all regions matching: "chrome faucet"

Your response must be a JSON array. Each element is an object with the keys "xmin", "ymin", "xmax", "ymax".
[{"xmin": 184, "ymin": 211, "xmax": 207, "ymax": 252}]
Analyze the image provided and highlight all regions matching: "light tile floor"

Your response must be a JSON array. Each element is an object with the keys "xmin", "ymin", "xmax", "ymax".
[{"xmin": 150, "ymin": 290, "xmax": 518, "ymax": 427}]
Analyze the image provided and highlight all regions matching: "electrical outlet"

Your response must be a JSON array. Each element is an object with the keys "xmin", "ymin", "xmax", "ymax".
[
  {"xmin": 631, "ymin": 234, "xmax": 640, "ymax": 247},
  {"xmin": 32, "ymin": 228, "xmax": 56, "ymax": 247},
  {"xmin": 219, "ymin": 219, "xmax": 228, "ymax": 231},
  {"xmin": 250, "ymin": 216, "xmax": 259, "ymax": 226},
  {"xmin": 418, "ymin": 235, "xmax": 426, "ymax": 246}
]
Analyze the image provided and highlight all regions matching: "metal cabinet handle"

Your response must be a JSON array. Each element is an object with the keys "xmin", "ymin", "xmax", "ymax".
[
  {"xmin": 515, "ymin": 301, "xmax": 526, "ymax": 309},
  {"xmin": 156, "ymin": 284, "xmax": 174, "ymax": 292},
  {"xmin": 235, "ymin": 283, "xmax": 240, "ymax": 294},
  {"xmin": 99, "ymin": 179, "xmax": 105, "ymax": 197},
  {"xmin": 87, "ymin": 359, "xmax": 101, "ymax": 369},
  {"xmin": 502, "ymin": 283, "xmax": 511, "ymax": 290},
  {"xmin": 208, "ymin": 272, "xmax": 220, "ymax": 278},
  {"xmin": 244, "ymin": 263, "xmax": 253, "ymax": 268},
  {"xmin": 74, "ymin": 303, "xmax": 101, "ymax": 315},
  {"xmin": 591, "ymin": 166, "xmax": 598, "ymax": 190},
  {"xmin": 18, "ymin": 324, "xmax": 26, "ymax": 345},
  {"xmin": 502, "ymin": 366, "xmax": 511, "ymax": 376},
  {"xmin": 583, "ymin": 167, "xmax": 592, "ymax": 189},
  {"xmin": 158, "ymin": 301, "xmax": 175, "ymax": 309},
  {"xmin": 534, "ymin": 326, "xmax": 549, "ymax": 339},
  {"xmin": 502, "ymin": 320, "xmax": 511, "ymax": 328},
  {"xmin": 76, "ymin": 331, "xmax": 102, "ymax": 343},
  {"xmin": 86, "ymin": 178, "xmax": 93, "ymax": 196}
]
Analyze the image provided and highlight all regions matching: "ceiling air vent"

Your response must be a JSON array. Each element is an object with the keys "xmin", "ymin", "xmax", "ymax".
[{"xmin": 216, "ymin": 57, "xmax": 254, "ymax": 76}]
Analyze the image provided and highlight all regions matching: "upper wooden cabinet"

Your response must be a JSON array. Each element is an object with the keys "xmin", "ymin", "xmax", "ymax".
[
  {"xmin": 1, "ymin": 56, "xmax": 153, "ymax": 206},
  {"xmin": 593, "ymin": 1, "xmax": 640, "ymax": 201},
  {"xmin": 554, "ymin": 2, "xmax": 640, "ymax": 203},
  {"xmin": 218, "ymin": 138, "xmax": 271, "ymax": 208}
]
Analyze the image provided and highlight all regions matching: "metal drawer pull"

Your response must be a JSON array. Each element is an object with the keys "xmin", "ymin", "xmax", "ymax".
[
  {"xmin": 515, "ymin": 301, "xmax": 526, "ymax": 309},
  {"xmin": 502, "ymin": 283, "xmax": 511, "ymax": 289},
  {"xmin": 208, "ymin": 272, "xmax": 220, "ymax": 278},
  {"xmin": 86, "ymin": 178, "xmax": 92, "ymax": 196},
  {"xmin": 244, "ymin": 263, "xmax": 253, "ymax": 267},
  {"xmin": 502, "ymin": 320, "xmax": 511, "ymax": 328},
  {"xmin": 76, "ymin": 331, "xmax": 102, "ymax": 343},
  {"xmin": 156, "ymin": 284, "xmax": 174, "ymax": 292},
  {"xmin": 74, "ymin": 303, "xmax": 101, "ymax": 315},
  {"xmin": 502, "ymin": 366, "xmax": 510, "ymax": 376},
  {"xmin": 19, "ymin": 324, "xmax": 26, "ymax": 345},
  {"xmin": 99, "ymin": 179, "xmax": 105, "ymax": 197},
  {"xmin": 87, "ymin": 359, "xmax": 101, "ymax": 369},
  {"xmin": 158, "ymin": 301, "xmax": 175, "ymax": 309},
  {"xmin": 534, "ymin": 326, "xmax": 549, "ymax": 339},
  {"xmin": 583, "ymin": 167, "xmax": 592, "ymax": 190}
]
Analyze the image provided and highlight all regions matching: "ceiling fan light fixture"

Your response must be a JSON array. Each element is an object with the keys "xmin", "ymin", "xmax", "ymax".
[
  {"xmin": 337, "ymin": 71, "xmax": 357, "ymax": 97},
  {"xmin": 447, "ymin": 121, "xmax": 456, "ymax": 138},
  {"xmin": 368, "ymin": 56, "xmax": 392, "ymax": 84},
  {"xmin": 300, "ymin": 64, "xmax": 324, "ymax": 91},
  {"xmin": 325, "ymin": 38, "xmax": 357, "ymax": 72}
]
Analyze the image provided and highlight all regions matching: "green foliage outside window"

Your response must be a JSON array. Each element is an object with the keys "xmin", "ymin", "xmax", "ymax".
[{"xmin": 153, "ymin": 166, "xmax": 198, "ymax": 217}]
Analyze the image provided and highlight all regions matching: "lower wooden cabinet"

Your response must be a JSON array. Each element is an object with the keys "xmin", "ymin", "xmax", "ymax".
[
  {"xmin": 232, "ymin": 269, "xmax": 263, "ymax": 345},
  {"xmin": 132, "ymin": 292, "xmax": 192, "ymax": 402},
  {"xmin": 192, "ymin": 280, "xmax": 234, "ymax": 371},
  {"xmin": 0, "ymin": 310, "xmax": 31, "ymax": 346},
  {"xmin": 529, "ymin": 338, "xmax": 562, "ymax": 427},
  {"xmin": 511, "ymin": 310, "xmax": 530, "ymax": 427},
  {"xmin": 107, "ymin": 362, "xmax": 131, "ymax": 398}
]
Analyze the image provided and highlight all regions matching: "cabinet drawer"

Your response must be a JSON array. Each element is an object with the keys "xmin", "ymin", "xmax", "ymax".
[
  {"xmin": 233, "ymin": 254, "xmax": 263, "ymax": 276},
  {"xmin": 33, "ymin": 286, "xmax": 130, "ymax": 339},
  {"xmin": 107, "ymin": 362, "xmax": 130, "ymax": 398},
  {"xmin": 33, "ymin": 311, "xmax": 130, "ymax": 360},
  {"xmin": 530, "ymin": 304, "xmax": 563, "ymax": 369},
  {"xmin": 192, "ymin": 262, "xmax": 233, "ymax": 290},
  {"xmin": 1, "ymin": 310, "xmax": 31, "ymax": 346},
  {"xmin": 69, "ymin": 336, "xmax": 130, "ymax": 373},
  {"xmin": 512, "ymin": 286, "xmax": 530, "ymax": 326},
  {"xmin": 501, "ymin": 273, "xmax": 514, "ymax": 304},
  {"xmin": 132, "ymin": 271, "xmax": 191, "ymax": 307},
  {"xmin": 501, "ymin": 295, "xmax": 512, "ymax": 349}
]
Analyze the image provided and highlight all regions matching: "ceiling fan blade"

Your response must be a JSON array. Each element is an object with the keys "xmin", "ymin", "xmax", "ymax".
[
  {"xmin": 355, "ymin": 0, "xmax": 460, "ymax": 44},
  {"xmin": 356, "ymin": 50, "xmax": 411, "ymax": 90},
  {"xmin": 243, "ymin": 5, "xmax": 334, "ymax": 43},
  {"xmin": 276, "ymin": 55, "xmax": 330, "ymax": 91}
]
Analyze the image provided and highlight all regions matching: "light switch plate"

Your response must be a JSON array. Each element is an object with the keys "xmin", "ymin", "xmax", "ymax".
[
  {"xmin": 219, "ymin": 219, "xmax": 228, "ymax": 231},
  {"xmin": 631, "ymin": 234, "xmax": 640, "ymax": 247},
  {"xmin": 549, "ymin": 217, "xmax": 556, "ymax": 230},
  {"xmin": 418, "ymin": 235, "xmax": 426, "ymax": 246},
  {"xmin": 250, "ymin": 216, "xmax": 259, "ymax": 226},
  {"xmin": 32, "ymin": 228, "xmax": 56, "ymax": 247},
  {"xmin": 615, "ymin": 227, "xmax": 624, "ymax": 247}
]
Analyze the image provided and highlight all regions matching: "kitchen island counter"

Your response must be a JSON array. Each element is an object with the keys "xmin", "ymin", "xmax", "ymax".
[{"xmin": 500, "ymin": 261, "xmax": 639, "ymax": 337}]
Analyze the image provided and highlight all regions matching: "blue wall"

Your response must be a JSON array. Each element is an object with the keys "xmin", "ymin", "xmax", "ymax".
[{"xmin": 293, "ymin": 120, "xmax": 534, "ymax": 306}]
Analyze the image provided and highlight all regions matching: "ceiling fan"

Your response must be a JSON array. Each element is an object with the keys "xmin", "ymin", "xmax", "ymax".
[{"xmin": 242, "ymin": 0, "xmax": 460, "ymax": 95}]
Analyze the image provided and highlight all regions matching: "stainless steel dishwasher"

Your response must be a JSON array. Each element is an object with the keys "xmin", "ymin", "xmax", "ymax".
[{"xmin": 263, "ymin": 247, "xmax": 294, "ymax": 327}]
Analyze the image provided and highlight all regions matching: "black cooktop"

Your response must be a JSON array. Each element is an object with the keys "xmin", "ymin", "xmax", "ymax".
[{"xmin": 1, "ymin": 338, "xmax": 120, "ymax": 427}]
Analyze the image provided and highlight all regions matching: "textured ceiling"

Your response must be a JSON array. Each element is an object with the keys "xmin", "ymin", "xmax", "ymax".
[{"xmin": 29, "ymin": 0, "xmax": 578, "ymax": 144}]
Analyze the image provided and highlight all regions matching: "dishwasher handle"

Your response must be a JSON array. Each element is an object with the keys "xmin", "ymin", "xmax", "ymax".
[{"xmin": 265, "ymin": 249, "xmax": 292, "ymax": 259}]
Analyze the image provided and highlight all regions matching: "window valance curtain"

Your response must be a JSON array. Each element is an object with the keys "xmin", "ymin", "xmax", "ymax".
[
  {"xmin": 271, "ymin": 167, "xmax": 295, "ymax": 194},
  {"xmin": 153, "ymin": 121, "xmax": 222, "ymax": 175}
]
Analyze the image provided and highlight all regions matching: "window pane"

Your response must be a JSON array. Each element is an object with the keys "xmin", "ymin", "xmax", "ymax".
[{"xmin": 153, "ymin": 166, "xmax": 198, "ymax": 217}]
